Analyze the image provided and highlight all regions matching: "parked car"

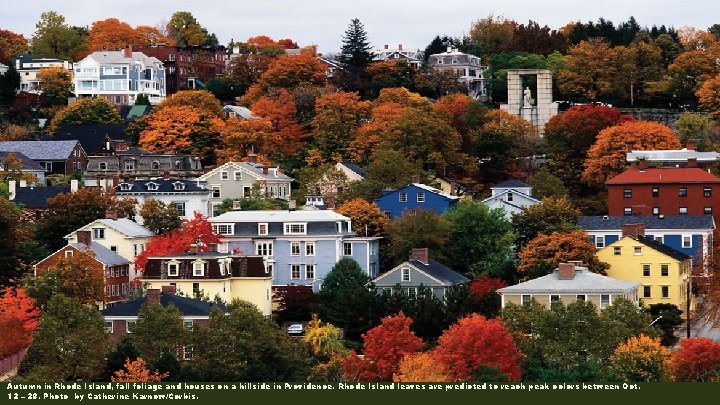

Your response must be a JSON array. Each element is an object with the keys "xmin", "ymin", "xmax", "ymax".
[{"xmin": 287, "ymin": 323, "xmax": 304, "ymax": 336}]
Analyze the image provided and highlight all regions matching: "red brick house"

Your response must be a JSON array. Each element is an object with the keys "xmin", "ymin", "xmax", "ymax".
[
  {"xmin": 132, "ymin": 45, "xmax": 227, "ymax": 95},
  {"xmin": 33, "ymin": 230, "xmax": 132, "ymax": 308},
  {"xmin": 607, "ymin": 166, "xmax": 720, "ymax": 224}
]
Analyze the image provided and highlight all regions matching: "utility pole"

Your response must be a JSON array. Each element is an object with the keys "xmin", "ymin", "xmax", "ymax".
[{"xmin": 687, "ymin": 280, "xmax": 691, "ymax": 339}]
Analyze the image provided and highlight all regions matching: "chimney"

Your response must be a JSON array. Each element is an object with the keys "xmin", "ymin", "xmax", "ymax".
[
  {"xmin": 410, "ymin": 175, "xmax": 420, "ymax": 184},
  {"xmin": 161, "ymin": 285, "xmax": 176, "ymax": 295},
  {"xmin": 163, "ymin": 170, "xmax": 171, "ymax": 180},
  {"xmin": 688, "ymin": 157, "xmax": 698, "ymax": 168},
  {"xmin": 450, "ymin": 180, "xmax": 457, "ymax": 196},
  {"xmin": 124, "ymin": 47, "xmax": 133, "ymax": 58},
  {"xmin": 446, "ymin": 46, "xmax": 452, "ymax": 52},
  {"xmin": 398, "ymin": 44, "xmax": 403, "ymax": 51},
  {"xmin": 76, "ymin": 230, "xmax": 92, "ymax": 247},
  {"xmin": 686, "ymin": 141, "xmax": 695, "ymax": 151},
  {"xmin": 70, "ymin": 179, "xmax": 79, "ymax": 193},
  {"xmin": 248, "ymin": 153, "xmax": 257, "ymax": 163},
  {"xmin": 105, "ymin": 209, "xmax": 117, "ymax": 220},
  {"xmin": 384, "ymin": 44, "xmax": 388, "ymax": 50},
  {"xmin": 410, "ymin": 248, "xmax": 429, "ymax": 265},
  {"xmin": 232, "ymin": 200, "xmax": 242, "ymax": 210},
  {"xmin": 188, "ymin": 244, "xmax": 200, "ymax": 254},
  {"xmin": 288, "ymin": 200, "xmax": 297, "ymax": 210},
  {"xmin": 326, "ymin": 196, "xmax": 336, "ymax": 209},
  {"xmin": 622, "ymin": 223, "xmax": 645, "ymax": 238},
  {"xmin": 8, "ymin": 180, "xmax": 15, "ymax": 200},
  {"xmin": 112, "ymin": 176, "xmax": 120, "ymax": 187},
  {"xmin": 638, "ymin": 158, "xmax": 646, "ymax": 171},
  {"xmin": 263, "ymin": 164, "xmax": 269, "ymax": 175},
  {"xmin": 146, "ymin": 289, "xmax": 161, "ymax": 305},
  {"xmin": 557, "ymin": 263, "xmax": 576, "ymax": 279}
]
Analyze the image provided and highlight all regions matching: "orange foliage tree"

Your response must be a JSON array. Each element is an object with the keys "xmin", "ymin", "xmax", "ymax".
[
  {"xmin": 0, "ymin": 29, "xmax": 29, "ymax": 63},
  {"xmin": 557, "ymin": 38, "xmax": 625, "ymax": 101},
  {"xmin": 669, "ymin": 338, "xmax": 720, "ymax": 381},
  {"xmin": 374, "ymin": 87, "xmax": 433, "ymax": 110},
  {"xmin": 608, "ymin": 334, "xmax": 670, "ymax": 382},
  {"xmin": 667, "ymin": 49, "xmax": 720, "ymax": 102},
  {"xmin": 312, "ymin": 91, "xmax": 371, "ymax": 162},
  {"xmin": 0, "ymin": 287, "xmax": 40, "ymax": 332},
  {"xmin": 250, "ymin": 90, "xmax": 307, "ymax": 161},
  {"xmin": 135, "ymin": 26, "xmax": 176, "ymax": 47},
  {"xmin": 50, "ymin": 251, "xmax": 107, "ymax": 305},
  {"xmin": 138, "ymin": 105, "xmax": 199, "ymax": 153},
  {"xmin": 84, "ymin": 18, "xmax": 141, "ymax": 54},
  {"xmin": 257, "ymin": 53, "xmax": 326, "ymax": 90},
  {"xmin": 582, "ymin": 121, "xmax": 680, "ymax": 188},
  {"xmin": 0, "ymin": 313, "xmax": 31, "ymax": 358},
  {"xmin": 342, "ymin": 312, "xmax": 424, "ymax": 381},
  {"xmin": 517, "ymin": 230, "xmax": 608, "ymax": 277},
  {"xmin": 111, "ymin": 357, "xmax": 169, "ymax": 382},
  {"xmin": 334, "ymin": 198, "xmax": 389, "ymax": 237},
  {"xmin": 697, "ymin": 74, "xmax": 720, "ymax": 116},
  {"xmin": 432, "ymin": 314, "xmax": 522, "ymax": 381},
  {"xmin": 155, "ymin": 89, "xmax": 225, "ymax": 119},
  {"xmin": 392, "ymin": 352, "xmax": 452, "ymax": 382},
  {"xmin": 216, "ymin": 117, "xmax": 273, "ymax": 163},
  {"xmin": 349, "ymin": 102, "xmax": 407, "ymax": 163}
]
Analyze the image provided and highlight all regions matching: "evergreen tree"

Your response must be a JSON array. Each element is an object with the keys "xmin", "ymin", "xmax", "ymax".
[
  {"xmin": 338, "ymin": 18, "xmax": 374, "ymax": 74},
  {"xmin": 0, "ymin": 64, "xmax": 20, "ymax": 105}
]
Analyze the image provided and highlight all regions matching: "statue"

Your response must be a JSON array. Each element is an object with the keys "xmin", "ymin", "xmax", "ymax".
[{"xmin": 523, "ymin": 86, "xmax": 532, "ymax": 106}]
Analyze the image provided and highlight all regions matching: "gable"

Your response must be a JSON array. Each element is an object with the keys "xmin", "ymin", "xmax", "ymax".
[{"xmin": 374, "ymin": 262, "xmax": 445, "ymax": 287}]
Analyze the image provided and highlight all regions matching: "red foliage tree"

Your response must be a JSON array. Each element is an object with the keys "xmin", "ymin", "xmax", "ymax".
[
  {"xmin": 469, "ymin": 276, "xmax": 508, "ymax": 299},
  {"xmin": 134, "ymin": 212, "xmax": 221, "ymax": 273},
  {"xmin": 433, "ymin": 314, "xmax": 522, "ymax": 381},
  {"xmin": 0, "ymin": 313, "xmax": 31, "ymax": 358},
  {"xmin": 250, "ymin": 89, "xmax": 307, "ymax": 160},
  {"xmin": 669, "ymin": 338, "xmax": 720, "ymax": 381},
  {"xmin": 0, "ymin": 287, "xmax": 40, "ymax": 332},
  {"xmin": 544, "ymin": 104, "xmax": 634, "ymax": 157}
]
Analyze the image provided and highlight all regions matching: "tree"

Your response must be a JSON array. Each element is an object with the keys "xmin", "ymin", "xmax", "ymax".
[
  {"xmin": 0, "ymin": 312, "xmax": 31, "ymax": 358},
  {"xmin": 669, "ymin": 338, "xmax": 720, "ymax": 381},
  {"xmin": 517, "ymin": 230, "xmax": 608, "ymax": 278},
  {"xmin": 30, "ymin": 11, "xmax": 85, "ymax": 61},
  {"xmin": 366, "ymin": 60, "xmax": 417, "ymax": 97},
  {"xmin": 303, "ymin": 315, "xmax": 347, "ymax": 362},
  {"xmin": 48, "ymin": 98, "xmax": 122, "ymax": 133},
  {"xmin": 273, "ymin": 286, "xmax": 319, "ymax": 325},
  {"xmin": 47, "ymin": 251, "xmax": 106, "ymax": 305},
  {"xmin": 442, "ymin": 200, "xmax": 515, "ymax": 278},
  {"xmin": 393, "ymin": 352, "xmax": 452, "ymax": 382},
  {"xmin": 474, "ymin": 109, "xmax": 536, "ymax": 181},
  {"xmin": 139, "ymin": 200, "xmax": 181, "ymax": 235},
  {"xmin": 697, "ymin": 74, "xmax": 720, "ymax": 116},
  {"xmin": 646, "ymin": 303, "xmax": 683, "ymax": 346},
  {"xmin": 84, "ymin": 18, "xmax": 141, "ymax": 54},
  {"xmin": 250, "ymin": 90, "xmax": 307, "ymax": 163},
  {"xmin": 132, "ymin": 302, "xmax": 187, "ymax": 366},
  {"xmin": 466, "ymin": 15, "xmax": 517, "ymax": 59},
  {"xmin": 433, "ymin": 314, "xmax": 522, "ymax": 381},
  {"xmin": 312, "ymin": 91, "xmax": 371, "ymax": 162},
  {"xmin": 18, "ymin": 294, "xmax": 108, "ymax": 381},
  {"xmin": 0, "ymin": 287, "xmax": 40, "ymax": 332},
  {"xmin": 582, "ymin": 121, "xmax": 681, "ymax": 188},
  {"xmin": 468, "ymin": 277, "xmax": 508, "ymax": 318},
  {"xmin": 526, "ymin": 166, "xmax": 568, "ymax": 199},
  {"xmin": 256, "ymin": 54, "xmax": 327, "ymax": 92},
  {"xmin": 135, "ymin": 25, "xmax": 175, "ymax": 47},
  {"xmin": 674, "ymin": 112, "xmax": 719, "ymax": 150},
  {"xmin": 166, "ymin": 11, "xmax": 206, "ymax": 46},
  {"xmin": 666, "ymin": 50, "xmax": 720, "ymax": 105},
  {"xmin": 112, "ymin": 357, "xmax": 169, "ymax": 382},
  {"xmin": 334, "ymin": 198, "xmax": 389, "ymax": 237},
  {"xmin": 36, "ymin": 66, "xmax": 72, "ymax": 107},
  {"xmin": 155, "ymin": 89, "xmax": 225, "ymax": 119},
  {"xmin": 557, "ymin": 38, "xmax": 626, "ymax": 101},
  {"xmin": 102, "ymin": 335, "xmax": 140, "ymax": 381},
  {"xmin": 386, "ymin": 210, "xmax": 450, "ymax": 267},
  {"xmin": 337, "ymin": 18, "xmax": 374, "ymax": 77},
  {"xmin": 512, "ymin": 196, "xmax": 581, "ymax": 247},
  {"xmin": 0, "ymin": 29, "xmax": 29, "ymax": 63},
  {"xmin": 318, "ymin": 258, "xmax": 375, "ymax": 342},
  {"xmin": 138, "ymin": 106, "xmax": 200, "ymax": 154},
  {"xmin": 342, "ymin": 312, "xmax": 424, "ymax": 381},
  {"xmin": 0, "ymin": 196, "xmax": 24, "ymax": 285},
  {"xmin": 608, "ymin": 334, "xmax": 670, "ymax": 382},
  {"xmin": 216, "ymin": 117, "xmax": 273, "ymax": 164},
  {"xmin": 433, "ymin": 93, "xmax": 487, "ymax": 151}
]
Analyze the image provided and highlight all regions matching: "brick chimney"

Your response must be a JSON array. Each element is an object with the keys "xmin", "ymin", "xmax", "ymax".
[
  {"xmin": 161, "ymin": 285, "xmax": 176, "ymax": 295},
  {"xmin": 410, "ymin": 175, "xmax": 420, "ymax": 184},
  {"xmin": 288, "ymin": 200, "xmax": 297, "ymax": 211},
  {"xmin": 410, "ymin": 248, "xmax": 429, "ymax": 265},
  {"xmin": 686, "ymin": 141, "xmax": 695, "ymax": 151},
  {"xmin": 263, "ymin": 164, "xmax": 269, "ymax": 175},
  {"xmin": 398, "ymin": 44, "xmax": 403, "ymax": 51},
  {"xmin": 76, "ymin": 230, "xmax": 92, "ymax": 247},
  {"xmin": 638, "ymin": 158, "xmax": 646, "ymax": 171},
  {"xmin": 163, "ymin": 170, "xmax": 171, "ymax": 180},
  {"xmin": 146, "ymin": 289, "xmax": 161, "ymax": 305},
  {"xmin": 124, "ymin": 47, "xmax": 133, "ymax": 58},
  {"xmin": 248, "ymin": 153, "xmax": 257, "ymax": 163},
  {"xmin": 688, "ymin": 157, "xmax": 698, "ymax": 168},
  {"xmin": 326, "ymin": 196, "xmax": 336, "ymax": 209},
  {"xmin": 557, "ymin": 262, "xmax": 576, "ymax": 279},
  {"xmin": 384, "ymin": 44, "xmax": 388, "ymax": 50},
  {"xmin": 622, "ymin": 223, "xmax": 645, "ymax": 238},
  {"xmin": 105, "ymin": 209, "xmax": 117, "ymax": 220}
]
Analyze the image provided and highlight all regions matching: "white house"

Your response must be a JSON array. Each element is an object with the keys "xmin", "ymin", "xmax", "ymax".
[
  {"xmin": 14, "ymin": 55, "xmax": 72, "ymax": 94},
  {"xmin": 114, "ymin": 178, "xmax": 212, "ymax": 224},
  {"xmin": 481, "ymin": 179, "xmax": 540, "ymax": 219},
  {"xmin": 427, "ymin": 48, "xmax": 487, "ymax": 100}
]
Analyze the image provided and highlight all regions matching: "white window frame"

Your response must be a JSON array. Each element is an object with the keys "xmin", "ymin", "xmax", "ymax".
[
  {"xmin": 221, "ymin": 171, "xmax": 229, "ymax": 180},
  {"xmin": 521, "ymin": 294, "xmax": 532, "ymax": 304},
  {"xmin": 173, "ymin": 202, "xmax": 186, "ymax": 217},
  {"xmin": 193, "ymin": 261, "xmax": 205, "ymax": 276},
  {"xmin": 305, "ymin": 242, "xmax": 315, "ymax": 256},
  {"xmin": 417, "ymin": 193, "xmax": 425, "ymax": 202},
  {"xmin": 92, "ymin": 228, "xmax": 105, "ymax": 240},
  {"xmin": 65, "ymin": 250, "xmax": 74, "ymax": 257},
  {"xmin": 290, "ymin": 242, "xmax": 301, "ymax": 256},
  {"xmin": 595, "ymin": 236, "xmax": 605, "ymax": 249},
  {"xmin": 258, "ymin": 223, "xmax": 268, "ymax": 235},
  {"xmin": 399, "ymin": 192, "xmax": 407, "ymax": 203},
  {"xmin": 212, "ymin": 224, "xmax": 234, "ymax": 236},
  {"xmin": 168, "ymin": 261, "xmax": 179, "ymax": 276},
  {"xmin": 255, "ymin": 241, "xmax": 273, "ymax": 257},
  {"xmin": 284, "ymin": 223, "xmax": 307, "ymax": 235},
  {"xmin": 682, "ymin": 235, "xmax": 692, "ymax": 248},
  {"xmin": 401, "ymin": 267, "xmax": 410, "ymax": 282},
  {"xmin": 234, "ymin": 171, "xmax": 242, "ymax": 181},
  {"xmin": 343, "ymin": 242, "xmax": 352, "ymax": 256},
  {"xmin": 126, "ymin": 320, "xmax": 136, "ymax": 333},
  {"xmin": 173, "ymin": 182, "xmax": 185, "ymax": 191},
  {"xmin": 290, "ymin": 264, "xmax": 301, "ymax": 280},
  {"xmin": 600, "ymin": 294, "xmax": 611, "ymax": 309},
  {"xmin": 105, "ymin": 321, "xmax": 113, "ymax": 333},
  {"xmin": 634, "ymin": 246, "xmax": 642, "ymax": 255},
  {"xmin": 146, "ymin": 182, "xmax": 159, "ymax": 191},
  {"xmin": 305, "ymin": 264, "xmax": 315, "ymax": 280}
]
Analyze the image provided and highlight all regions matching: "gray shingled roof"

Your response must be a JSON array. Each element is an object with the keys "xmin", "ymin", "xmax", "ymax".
[
  {"xmin": 498, "ymin": 267, "xmax": 639, "ymax": 294},
  {"xmin": 627, "ymin": 150, "xmax": 719, "ymax": 162},
  {"xmin": 97, "ymin": 218, "xmax": 154, "ymax": 238},
  {"xmin": 236, "ymin": 162, "xmax": 293, "ymax": 181},
  {"xmin": 632, "ymin": 235, "xmax": 691, "ymax": 262},
  {"xmin": 408, "ymin": 259, "xmax": 469, "ymax": 285},
  {"xmin": 13, "ymin": 185, "xmax": 70, "ymax": 208},
  {"xmin": 0, "ymin": 140, "xmax": 79, "ymax": 160},
  {"xmin": 492, "ymin": 179, "xmax": 531, "ymax": 189},
  {"xmin": 115, "ymin": 179, "xmax": 209, "ymax": 194},
  {"xmin": 69, "ymin": 242, "xmax": 131, "ymax": 266},
  {"xmin": 102, "ymin": 293, "xmax": 224, "ymax": 317},
  {"xmin": 0, "ymin": 151, "xmax": 46, "ymax": 171},
  {"xmin": 578, "ymin": 215, "xmax": 715, "ymax": 230}
]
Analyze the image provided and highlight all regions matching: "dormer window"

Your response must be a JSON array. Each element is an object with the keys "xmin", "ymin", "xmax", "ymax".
[
  {"xmin": 99, "ymin": 162, "xmax": 108, "ymax": 170},
  {"xmin": 125, "ymin": 160, "xmax": 135, "ymax": 170},
  {"xmin": 119, "ymin": 183, "xmax": 132, "ymax": 191},
  {"xmin": 284, "ymin": 223, "xmax": 306, "ymax": 235},
  {"xmin": 173, "ymin": 182, "xmax": 185, "ymax": 191},
  {"xmin": 146, "ymin": 182, "xmax": 159, "ymax": 191},
  {"xmin": 167, "ymin": 261, "xmax": 179, "ymax": 276},
  {"xmin": 193, "ymin": 260, "xmax": 205, "ymax": 276},
  {"xmin": 151, "ymin": 161, "xmax": 160, "ymax": 170}
]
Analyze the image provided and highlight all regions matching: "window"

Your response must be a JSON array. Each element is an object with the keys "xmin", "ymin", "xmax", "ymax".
[
  {"xmin": 401, "ymin": 267, "xmax": 410, "ymax": 282},
  {"xmin": 678, "ymin": 187, "xmax": 687, "ymax": 197},
  {"xmin": 643, "ymin": 286, "xmax": 651, "ymax": 298},
  {"xmin": 399, "ymin": 192, "xmax": 407, "ymax": 203},
  {"xmin": 634, "ymin": 246, "xmax": 642, "ymax": 255},
  {"xmin": 173, "ymin": 182, "xmax": 185, "ymax": 191},
  {"xmin": 93, "ymin": 228, "xmax": 105, "ymax": 239},
  {"xmin": 221, "ymin": 171, "xmax": 228, "ymax": 180},
  {"xmin": 99, "ymin": 162, "xmax": 107, "ymax": 170},
  {"xmin": 105, "ymin": 321, "xmax": 113, "ymax": 333},
  {"xmin": 306, "ymin": 242, "xmax": 315, "ymax": 256},
  {"xmin": 193, "ymin": 261, "xmax": 204, "ymax": 276},
  {"xmin": 125, "ymin": 160, "xmax": 135, "ymax": 170},
  {"xmin": 284, "ymin": 223, "xmax": 307, "ymax": 235},
  {"xmin": 169, "ymin": 53, "xmax": 176, "ymax": 61},
  {"xmin": 661, "ymin": 264, "xmax": 669, "ymax": 276},
  {"xmin": 521, "ymin": 295, "xmax": 532, "ymax": 305},
  {"xmin": 652, "ymin": 187, "xmax": 659, "ymax": 197},
  {"xmin": 661, "ymin": 286, "xmax": 670, "ymax": 298},
  {"xmin": 290, "ymin": 265, "xmax": 301, "ymax": 280},
  {"xmin": 614, "ymin": 246, "xmax": 622, "ymax": 255},
  {"xmin": 44, "ymin": 162, "xmax": 52, "ymax": 171},
  {"xmin": 126, "ymin": 321, "xmax": 136, "ymax": 333},
  {"xmin": 595, "ymin": 236, "xmax": 605, "ymax": 249},
  {"xmin": 151, "ymin": 161, "xmax": 160, "ymax": 170},
  {"xmin": 654, "ymin": 235, "xmax": 664, "ymax": 243},
  {"xmin": 173, "ymin": 202, "xmax": 186, "ymax": 216},
  {"xmin": 110, "ymin": 246, "xmax": 118, "ymax": 252},
  {"xmin": 406, "ymin": 287, "xmax": 417, "ymax": 299},
  {"xmin": 704, "ymin": 187, "xmax": 712, "ymax": 197},
  {"xmin": 168, "ymin": 263, "xmax": 178, "ymax": 276},
  {"xmin": 212, "ymin": 224, "xmax": 234, "ymax": 235},
  {"xmin": 211, "ymin": 186, "xmax": 221, "ymax": 198},
  {"xmin": 417, "ymin": 193, "xmax": 425, "ymax": 202},
  {"xmin": 258, "ymin": 223, "xmax": 268, "ymax": 235},
  {"xmin": 343, "ymin": 242, "xmax": 352, "ymax": 256},
  {"xmin": 653, "ymin": 207, "xmax": 660, "ymax": 215},
  {"xmin": 507, "ymin": 192, "xmax": 513, "ymax": 202},
  {"xmin": 291, "ymin": 242, "xmax": 300, "ymax": 256},
  {"xmin": 624, "ymin": 207, "xmax": 632, "ymax": 216},
  {"xmin": 683, "ymin": 236, "xmax": 692, "ymax": 248},
  {"xmin": 234, "ymin": 171, "xmax": 242, "ymax": 181},
  {"xmin": 305, "ymin": 265, "xmax": 315, "ymax": 280},
  {"xmin": 120, "ymin": 183, "xmax": 132, "ymax": 191},
  {"xmin": 600, "ymin": 294, "xmax": 611, "ymax": 309},
  {"xmin": 147, "ymin": 182, "xmax": 159, "ymax": 191},
  {"xmin": 576, "ymin": 294, "xmax": 586, "ymax": 302},
  {"xmin": 255, "ymin": 241, "xmax": 273, "ymax": 256},
  {"xmin": 184, "ymin": 320, "xmax": 194, "ymax": 331},
  {"xmin": 705, "ymin": 207, "xmax": 713, "ymax": 214},
  {"xmin": 192, "ymin": 283, "xmax": 200, "ymax": 296},
  {"xmin": 624, "ymin": 188, "xmax": 632, "ymax": 198},
  {"xmin": 65, "ymin": 250, "xmax": 73, "ymax": 257},
  {"xmin": 679, "ymin": 207, "xmax": 688, "ymax": 215},
  {"xmin": 550, "ymin": 295, "xmax": 560, "ymax": 305},
  {"xmin": 643, "ymin": 264, "xmax": 650, "ymax": 277}
]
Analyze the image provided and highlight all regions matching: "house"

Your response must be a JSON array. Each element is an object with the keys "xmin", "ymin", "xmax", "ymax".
[
  {"xmin": 481, "ymin": 179, "xmax": 540, "ymax": 219},
  {"xmin": 497, "ymin": 262, "xmax": 640, "ymax": 311},
  {"xmin": 431, "ymin": 177, "xmax": 469, "ymax": 198},
  {"xmin": 626, "ymin": 142, "xmax": 719, "ymax": 168},
  {"xmin": 606, "ymin": 166, "xmax": 720, "ymax": 224},
  {"xmin": 374, "ymin": 176, "xmax": 460, "ymax": 219},
  {"xmin": 8, "ymin": 179, "xmax": 76, "ymax": 222},
  {"xmin": 52, "ymin": 124, "xmax": 131, "ymax": 156},
  {"xmin": 374, "ymin": 44, "xmax": 423, "ymax": 69},
  {"xmin": 101, "ymin": 287, "xmax": 224, "ymax": 349},
  {"xmin": 73, "ymin": 49, "xmax": 166, "ymax": 106},
  {"xmin": 427, "ymin": 48, "xmax": 487, "ymax": 100},
  {"xmin": 373, "ymin": 248, "xmax": 469, "ymax": 301},
  {"xmin": 336, "ymin": 162, "xmax": 368, "ymax": 183},
  {"xmin": 14, "ymin": 55, "xmax": 72, "ymax": 93},
  {"xmin": 0, "ymin": 151, "xmax": 46, "ymax": 184},
  {"xmin": 140, "ymin": 249, "xmax": 272, "ymax": 317},
  {"xmin": 0, "ymin": 63, "xmax": 7, "ymax": 75},
  {"xmin": 223, "ymin": 105, "xmax": 257, "ymax": 120},
  {"xmin": 132, "ymin": 45, "xmax": 227, "ymax": 95},
  {"xmin": 578, "ymin": 215, "xmax": 714, "ymax": 264},
  {"xmin": 34, "ymin": 231, "xmax": 132, "ymax": 308},
  {"xmin": 209, "ymin": 209, "xmax": 381, "ymax": 289},
  {"xmin": 64, "ymin": 213, "xmax": 154, "ymax": 279},
  {"xmin": 0, "ymin": 140, "xmax": 87, "ymax": 175},
  {"xmin": 84, "ymin": 150, "xmax": 204, "ymax": 187},
  {"xmin": 198, "ymin": 159, "xmax": 293, "ymax": 216},
  {"xmin": 596, "ymin": 224, "xmax": 694, "ymax": 311},
  {"xmin": 114, "ymin": 178, "xmax": 212, "ymax": 224}
]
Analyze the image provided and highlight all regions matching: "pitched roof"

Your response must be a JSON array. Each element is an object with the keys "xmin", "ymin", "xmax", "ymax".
[
  {"xmin": 631, "ymin": 235, "xmax": 691, "ymax": 262},
  {"xmin": 69, "ymin": 242, "xmax": 131, "ymax": 266},
  {"xmin": 338, "ymin": 162, "xmax": 368, "ymax": 178},
  {"xmin": 627, "ymin": 149, "xmax": 719, "ymax": 162},
  {"xmin": 53, "ymin": 124, "xmax": 129, "ymax": 153},
  {"xmin": 101, "ymin": 293, "xmax": 224, "ymax": 317},
  {"xmin": 95, "ymin": 218, "xmax": 154, "ymax": 238},
  {"xmin": 408, "ymin": 259, "xmax": 469, "ymax": 284},
  {"xmin": 481, "ymin": 189, "xmax": 539, "ymax": 205},
  {"xmin": 606, "ymin": 167, "xmax": 720, "ymax": 184},
  {"xmin": 498, "ymin": 267, "xmax": 639, "ymax": 294},
  {"xmin": 408, "ymin": 183, "xmax": 461, "ymax": 200},
  {"xmin": 211, "ymin": 209, "xmax": 350, "ymax": 223},
  {"xmin": 0, "ymin": 151, "xmax": 46, "ymax": 171},
  {"xmin": 236, "ymin": 162, "xmax": 293, "ymax": 181},
  {"xmin": 115, "ymin": 179, "xmax": 209, "ymax": 194},
  {"xmin": 0, "ymin": 140, "xmax": 79, "ymax": 160},
  {"xmin": 578, "ymin": 215, "xmax": 715, "ymax": 231},
  {"xmin": 492, "ymin": 179, "xmax": 532, "ymax": 189},
  {"xmin": 12, "ymin": 185, "xmax": 70, "ymax": 208}
]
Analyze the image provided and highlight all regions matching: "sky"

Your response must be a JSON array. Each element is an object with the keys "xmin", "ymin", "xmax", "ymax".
[{"xmin": 2, "ymin": 0, "xmax": 717, "ymax": 55}]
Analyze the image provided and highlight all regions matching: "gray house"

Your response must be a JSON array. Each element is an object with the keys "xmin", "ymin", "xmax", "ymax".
[
  {"xmin": 0, "ymin": 151, "xmax": 47, "ymax": 184},
  {"xmin": 0, "ymin": 140, "xmax": 87, "ymax": 176},
  {"xmin": 373, "ymin": 248, "xmax": 469, "ymax": 301},
  {"xmin": 84, "ymin": 150, "xmax": 204, "ymax": 187}
]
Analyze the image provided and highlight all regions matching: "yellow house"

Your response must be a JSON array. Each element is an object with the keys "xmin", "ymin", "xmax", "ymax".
[
  {"xmin": 141, "ymin": 252, "xmax": 273, "ymax": 318},
  {"xmin": 597, "ymin": 234, "xmax": 694, "ymax": 311}
]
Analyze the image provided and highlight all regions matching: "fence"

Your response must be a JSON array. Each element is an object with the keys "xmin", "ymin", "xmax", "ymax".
[{"xmin": 0, "ymin": 348, "xmax": 28, "ymax": 376}]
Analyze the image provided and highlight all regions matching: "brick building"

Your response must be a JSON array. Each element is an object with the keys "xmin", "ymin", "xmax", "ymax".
[{"xmin": 132, "ymin": 45, "xmax": 227, "ymax": 95}]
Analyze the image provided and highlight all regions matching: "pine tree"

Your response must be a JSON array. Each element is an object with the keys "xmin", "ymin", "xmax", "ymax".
[{"xmin": 338, "ymin": 19, "xmax": 374, "ymax": 76}]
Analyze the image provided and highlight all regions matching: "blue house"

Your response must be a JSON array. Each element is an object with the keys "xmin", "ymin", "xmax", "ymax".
[
  {"xmin": 209, "ymin": 210, "xmax": 381, "ymax": 290},
  {"xmin": 374, "ymin": 177, "xmax": 460, "ymax": 219},
  {"xmin": 578, "ymin": 215, "xmax": 715, "ymax": 263}
]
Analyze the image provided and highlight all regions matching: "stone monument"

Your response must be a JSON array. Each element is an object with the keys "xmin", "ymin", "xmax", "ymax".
[{"xmin": 500, "ymin": 69, "xmax": 558, "ymax": 137}]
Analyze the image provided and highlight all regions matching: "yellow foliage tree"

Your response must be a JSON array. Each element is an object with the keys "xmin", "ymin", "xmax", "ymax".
[
  {"xmin": 303, "ymin": 315, "xmax": 347, "ymax": 361},
  {"xmin": 334, "ymin": 198, "xmax": 389, "ymax": 237},
  {"xmin": 517, "ymin": 230, "xmax": 609, "ymax": 277},
  {"xmin": 374, "ymin": 87, "xmax": 432, "ymax": 110},
  {"xmin": 111, "ymin": 357, "xmax": 169, "ymax": 382},
  {"xmin": 393, "ymin": 352, "xmax": 452, "ymax": 382},
  {"xmin": 608, "ymin": 334, "xmax": 670, "ymax": 382}
]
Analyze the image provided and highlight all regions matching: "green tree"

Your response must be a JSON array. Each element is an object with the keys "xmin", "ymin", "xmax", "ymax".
[
  {"xmin": 318, "ymin": 258, "xmax": 375, "ymax": 342},
  {"xmin": 48, "ymin": 97, "xmax": 122, "ymax": 133},
  {"xmin": 18, "ymin": 294, "xmax": 108, "ymax": 381},
  {"xmin": 511, "ymin": 196, "xmax": 581, "ymax": 248},
  {"xmin": 386, "ymin": 210, "xmax": 450, "ymax": 267},
  {"xmin": 338, "ymin": 18, "xmax": 374, "ymax": 75},
  {"xmin": 646, "ymin": 303, "xmax": 683, "ymax": 346},
  {"xmin": 675, "ymin": 112, "xmax": 719, "ymax": 151},
  {"xmin": 0, "ymin": 196, "xmax": 24, "ymax": 286},
  {"xmin": 131, "ymin": 302, "xmax": 187, "ymax": 366},
  {"xmin": 30, "ymin": 11, "xmax": 85, "ymax": 61},
  {"xmin": 442, "ymin": 200, "xmax": 515, "ymax": 278},
  {"xmin": 342, "ymin": 149, "xmax": 427, "ymax": 201},
  {"xmin": 101, "ymin": 335, "xmax": 140, "ymax": 381},
  {"xmin": 526, "ymin": 166, "xmax": 568, "ymax": 199},
  {"xmin": 165, "ymin": 11, "xmax": 206, "ymax": 47},
  {"xmin": 139, "ymin": 200, "xmax": 181, "ymax": 235},
  {"xmin": 0, "ymin": 64, "xmax": 20, "ymax": 106}
]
